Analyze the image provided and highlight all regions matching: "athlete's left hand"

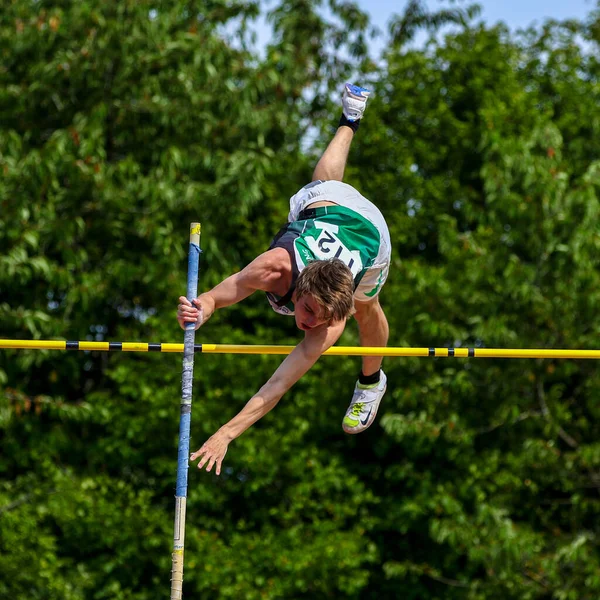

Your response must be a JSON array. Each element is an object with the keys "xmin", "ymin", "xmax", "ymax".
[{"xmin": 190, "ymin": 430, "xmax": 230, "ymax": 476}]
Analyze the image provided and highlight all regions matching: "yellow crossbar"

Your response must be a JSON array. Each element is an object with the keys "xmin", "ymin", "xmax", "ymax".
[{"xmin": 1, "ymin": 339, "xmax": 600, "ymax": 359}]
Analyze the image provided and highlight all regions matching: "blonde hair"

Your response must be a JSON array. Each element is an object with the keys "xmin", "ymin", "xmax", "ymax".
[{"xmin": 295, "ymin": 258, "xmax": 355, "ymax": 322}]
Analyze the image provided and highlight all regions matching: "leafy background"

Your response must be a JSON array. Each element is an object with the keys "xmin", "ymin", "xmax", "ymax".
[{"xmin": 1, "ymin": 1, "xmax": 600, "ymax": 598}]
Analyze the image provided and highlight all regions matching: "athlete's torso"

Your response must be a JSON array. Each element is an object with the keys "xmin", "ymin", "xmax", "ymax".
[{"xmin": 266, "ymin": 201, "xmax": 382, "ymax": 315}]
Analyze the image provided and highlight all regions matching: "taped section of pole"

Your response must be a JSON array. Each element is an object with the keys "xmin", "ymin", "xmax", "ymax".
[
  {"xmin": 2, "ymin": 339, "xmax": 600, "ymax": 359},
  {"xmin": 171, "ymin": 223, "xmax": 201, "ymax": 600}
]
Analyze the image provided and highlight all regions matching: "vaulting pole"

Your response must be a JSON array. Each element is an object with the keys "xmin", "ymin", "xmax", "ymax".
[
  {"xmin": 170, "ymin": 223, "xmax": 201, "ymax": 600},
  {"xmin": 2, "ymin": 339, "xmax": 600, "ymax": 360}
]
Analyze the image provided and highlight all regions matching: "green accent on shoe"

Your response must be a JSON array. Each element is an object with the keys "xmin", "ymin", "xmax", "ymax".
[
  {"xmin": 343, "ymin": 415, "xmax": 360, "ymax": 427},
  {"xmin": 344, "ymin": 402, "xmax": 365, "ymax": 427},
  {"xmin": 357, "ymin": 381, "xmax": 379, "ymax": 390}
]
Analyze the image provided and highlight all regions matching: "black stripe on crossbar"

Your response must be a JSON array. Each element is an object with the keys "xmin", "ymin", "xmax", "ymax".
[
  {"xmin": 66, "ymin": 341, "xmax": 79, "ymax": 350},
  {"xmin": 148, "ymin": 343, "xmax": 162, "ymax": 352},
  {"xmin": 195, "ymin": 344, "xmax": 202, "ymax": 352},
  {"xmin": 429, "ymin": 348, "xmax": 435, "ymax": 357},
  {"xmin": 449, "ymin": 348, "xmax": 455, "ymax": 357},
  {"xmin": 109, "ymin": 342, "xmax": 122, "ymax": 351},
  {"xmin": 468, "ymin": 348, "xmax": 475, "ymax": 357}
]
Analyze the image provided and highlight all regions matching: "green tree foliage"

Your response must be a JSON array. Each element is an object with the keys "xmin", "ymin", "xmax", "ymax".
[
  {"xmin": 347, "ymin": 9, "xmax": 600, "ymax": 599},
  {"xmin": 2, "ymin": 0, "xmax": 600, "ymax": 598}
]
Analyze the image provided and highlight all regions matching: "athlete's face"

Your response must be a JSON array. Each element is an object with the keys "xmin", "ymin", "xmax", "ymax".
[{"xmin": 294, "ymin": 294, "xmax": 328, "ymax": 331}]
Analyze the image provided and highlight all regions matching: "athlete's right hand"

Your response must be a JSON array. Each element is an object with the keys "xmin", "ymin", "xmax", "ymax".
[{"xmin": 177, "ymin": 294, "xmax": 215, "ymax": 330}]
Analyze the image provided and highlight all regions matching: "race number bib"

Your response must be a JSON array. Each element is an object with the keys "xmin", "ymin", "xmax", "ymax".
[{"xmin": 301, "ymin": 221, "xmax": 363, "ymax": 277}]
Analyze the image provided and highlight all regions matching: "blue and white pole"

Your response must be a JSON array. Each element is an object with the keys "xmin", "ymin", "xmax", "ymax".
[{"xmin": 170, "ymin": 223, "xmax": 201, "ymax": 599}]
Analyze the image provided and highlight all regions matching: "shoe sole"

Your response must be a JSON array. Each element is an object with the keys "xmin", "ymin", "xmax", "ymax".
[{"xmin": 342, "ymin": 384, "xmax": 387, "ymax": 435}]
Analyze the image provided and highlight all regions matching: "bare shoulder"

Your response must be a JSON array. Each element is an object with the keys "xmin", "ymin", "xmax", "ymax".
[
  {"xmin": 261, "ymin": 247, "xmax": 291, "ymax": 270},
  {"xmin": 249, "ymin": 248, "xmax": 290, "ymax": 275},
  {"xmin": 241, "ymin": 248, "xmax": 291, "ymax": 293}
]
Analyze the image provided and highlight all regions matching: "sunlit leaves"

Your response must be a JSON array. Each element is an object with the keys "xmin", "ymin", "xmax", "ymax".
[{"xmin": 2, "ymin": 0, "xmax": 600, "ymax": 598}]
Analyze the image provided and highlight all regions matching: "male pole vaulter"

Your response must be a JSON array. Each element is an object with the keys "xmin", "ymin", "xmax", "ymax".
[{"xmin": 177, "ymin": 84, "xmax": 392, "ymax": 475}]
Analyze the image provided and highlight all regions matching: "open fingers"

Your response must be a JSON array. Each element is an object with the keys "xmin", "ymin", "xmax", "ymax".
[
  {"xmin": 206, "ymin": 455, "xmax": 216, "ymax": 473},
  {"xmin": 197, "ymin": 451, "xmax": 210, "ymax": 470},
  {"xmin": 190, "ymin": 446, "xmax": 224, "ymax": 476},
  {"xmin": 189, "ymin": 447, "xmax": 203, "ymax": 461}
]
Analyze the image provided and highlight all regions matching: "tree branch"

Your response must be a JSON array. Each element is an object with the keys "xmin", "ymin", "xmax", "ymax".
[{"xmin": 536, "ymin": 379, "xmax": 579, "ymax": 449}]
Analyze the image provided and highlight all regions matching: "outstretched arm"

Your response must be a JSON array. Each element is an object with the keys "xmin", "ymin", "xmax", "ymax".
[
  {"xmin": 190, "ymin": 318, "xmax": 346, "ymax": 475},
  {"xmin": 177, "ymin": 248, "xmax": 289, "ymax": 329}
]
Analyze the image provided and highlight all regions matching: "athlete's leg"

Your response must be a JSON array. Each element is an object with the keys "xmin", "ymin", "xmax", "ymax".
[
  {"xmin": 353, "ymin": 298, "xmax": 389, "ymax": 376},
  {"xmin": 341, "ymin": 297, "xmax": 389, "ymax": 435},
  {"xmin": 312, "ymin": 83, "xmax": 370, "ymax": 182},
  {"xmin": 312, "ymin": 126, "xmax": 354, "ymax": 182}
]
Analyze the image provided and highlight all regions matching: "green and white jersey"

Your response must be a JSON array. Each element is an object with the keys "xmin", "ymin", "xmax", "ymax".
[{"xmin": 266, "ymin": 205, "xmax": 382, "ymax": 315}]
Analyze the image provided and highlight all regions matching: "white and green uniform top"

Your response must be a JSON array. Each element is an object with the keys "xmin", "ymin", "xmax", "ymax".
[{"xmin": 266, "ymin": 204, "xmax": 383, "ymax": 315}]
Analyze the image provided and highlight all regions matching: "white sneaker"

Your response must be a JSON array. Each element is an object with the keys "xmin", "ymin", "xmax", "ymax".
[
  {"xmin": 342, "ymin": 370, "xmax": 387, "ymax": 434},
  {"xmin": 342, "ymin": 83, "xmax": 371, "ymax": 122}
]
